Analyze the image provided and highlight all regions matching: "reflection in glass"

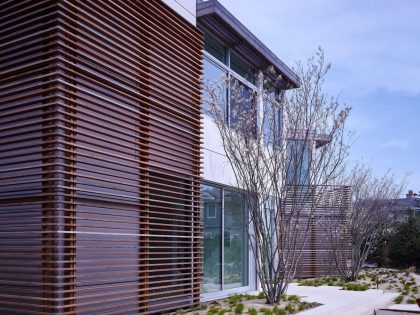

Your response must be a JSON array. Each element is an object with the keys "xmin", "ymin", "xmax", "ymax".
[
  {"xmin": 202, "ymin": 58, "xmax": 227, "ymax": 115},
  {"xmin": 202, "ymin": 184, "xmax": 222, "ymax": 293},
  {"xmin": 229, "ymin": 82, "xmax": 256, "ymax": 134},
  {"xmin": 286, "ymin": 140, "xmax": 311, "ymax": 185},
  {"xmin": 223, "ymin": 190, "xmax": 248, "ymax": 289},
  {"xmin": 230, "ymin": 52, "xmax": 255, "ymax": 84},
  {"xmin": 204, "ymin": 33, "xmax": 227, "ymax": 64}
]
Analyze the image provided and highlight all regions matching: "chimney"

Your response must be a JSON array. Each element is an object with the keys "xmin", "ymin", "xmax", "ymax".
[{"xmin": 406, "ymin": 190, "xmax": 414, "ymax": 199}]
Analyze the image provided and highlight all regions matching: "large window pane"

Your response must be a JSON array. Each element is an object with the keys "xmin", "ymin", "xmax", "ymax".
[
  {"xmin": 202, "ymin": 58, "xmax": 227, "ymax": 115},
  {"xmin": 230, "ymin": 52, "xmax": 255, "ymax": 84},
  {"xmin": 204, "ymin": 33, "xmax": 227, "ymax": 64},
  {"xmin": 286, "ymin": 140, "xmax": 311, "ymax": 185},
  {"xmin": 223, "ymin": 190, "xmax": 248, "ymax": 289},
  {"xmin": 202, "ymin": 184, "xmax": 222, "ymax": 293},
  {"xmin": 229, "ymin": 82, "xmax": 256, "ymax": 134}
]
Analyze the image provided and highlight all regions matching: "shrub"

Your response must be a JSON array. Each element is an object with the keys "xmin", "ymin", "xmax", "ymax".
[
  {"xmin": 342, "ymin": 283, "xmax": 369, "ymax": 291},
  {"xmin": 244, "ymin": 294, "xmax": 258, "ymax": 300},
  {"xmin": 285, "ymin": 303, "xmax": 296, "ymax": 314},
  {"xmin": 298, "ymin": 302, "xmax": 309, "ymax": 311},
  {"xmin": 257, "ymin": 291, "xmax": 266, "ymax": 299},
  {"xmin": 259, "ymin": 307, "xmax": 273, "ymax": 315},
  {"xmin": 394, "ymin": 295, "xmax": 404, "ymax": 304},
  {"xmin": 287, "ymin": 295, "xmax": 300, "ymax": 302},
  {"xmin": 200, "ymin": 304, "xmax": 208, "ymax": 310},
  {"xmin": 228, "ymin": 294, "xmax": 243, "ymax": 306},
  {"xmin": 234, "ymin": 303, "xmax": 244, "ymax": 314},
  {"xmin": 407, "ymin": 298, "xmax": 416, "ymax": 304},
  {"xmin": 207, "ymin": 305, "xmax": 221, "ymax": 315},
  {"xmin": 248, "ymin": 308, "xmax": 258, "ymax": 315},
  {"xmin": 272, "ymin": 305, "xmax": 286, "ymax": 315}
]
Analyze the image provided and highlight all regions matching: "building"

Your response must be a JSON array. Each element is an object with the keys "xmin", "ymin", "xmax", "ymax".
[
  {"xmin": 0, "ymin": 1, "xmax": 348, "ymax": 314},
  {"xmin": 390, "ymin": 190, "xmax": 420, "ymax": 222}
]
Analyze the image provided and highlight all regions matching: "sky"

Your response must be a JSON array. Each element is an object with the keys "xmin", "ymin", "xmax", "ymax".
[{"xmin": 219, "ymin": 0, "xmax": 420, "ymax": 192}]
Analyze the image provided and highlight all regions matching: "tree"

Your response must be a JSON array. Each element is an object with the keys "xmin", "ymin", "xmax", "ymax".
[
  {"xmin": 204, "ymin": 49, "xmax": 351, "ymax": 304},
  {"xmin": 326, "ymin": 164, "xmax": 404, "ymax": 281},
  {"xmin": 388, "ymin": 209, "xmax": 420, "ymax": 268}
]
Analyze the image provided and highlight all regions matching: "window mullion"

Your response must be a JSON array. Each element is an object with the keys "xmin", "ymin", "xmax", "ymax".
[{"xmin": 221, "ymin": 187, "xmax": 225, "ymax": 290}]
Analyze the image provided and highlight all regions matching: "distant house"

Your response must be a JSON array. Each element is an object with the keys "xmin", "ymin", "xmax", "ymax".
[{"xmin": 391, "ymin": 190, "xmax": 420, "ymax": 222}]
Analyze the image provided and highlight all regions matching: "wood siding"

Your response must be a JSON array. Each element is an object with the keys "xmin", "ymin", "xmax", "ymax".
[{"xmin": 0, "ymin": 1, "xmax": 203, "ymax": 314}]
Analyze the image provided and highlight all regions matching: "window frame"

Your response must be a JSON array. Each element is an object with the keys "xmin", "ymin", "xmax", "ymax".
[
  {"xmin": 201, "ymin": 182, "xmax": 253, "ymax": 297},
  {"xmin": 207, "ymin": 203, "xmax": 217, "ymax": 219},
  {"xmin": 203, "ymin": 47, "xmax": 258, "ymax": 125}
]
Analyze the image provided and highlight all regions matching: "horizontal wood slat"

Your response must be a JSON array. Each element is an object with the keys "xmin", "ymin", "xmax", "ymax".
[
  {"xmin": 294, "ymin": 185, "xmax": 351, "ymax": 278},
  {"xmin": 0, "ymin": 1, "xmax": 203, "ymax": 314}
]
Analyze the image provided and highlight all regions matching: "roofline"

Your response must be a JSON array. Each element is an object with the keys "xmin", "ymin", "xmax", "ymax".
[{"xmin": 197, "ymin": 0, "xmax": 300, "ymax": 88}]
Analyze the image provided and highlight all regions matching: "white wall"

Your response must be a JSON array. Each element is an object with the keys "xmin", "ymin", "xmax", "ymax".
[
  {"xmin": 162, "ymin": 0, "xmax": 196, "ymax": 25},
  {"xmin": 203, "ymin": 115, "xmax": 237, "ymax": 186}
]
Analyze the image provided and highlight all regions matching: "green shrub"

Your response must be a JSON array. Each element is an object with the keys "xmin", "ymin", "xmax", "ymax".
[
  {"xmin": 272, "ymin": 305, "xmax": 286, "ymax": 315},
  {"xmin": 257, "ymin": 292, "xmax": 266, "ymax": 299},
  {"xmin": 234, "ymin": 303, "xmax": 244, "ymax": 314},
  {"xmin": 207, "ymin": 305, "xmax": 222, "ymax": 315},
  {"xmin": 248, "ymin": 307, "xmax": 258, "ymax": 315},
  {"xmin": 259, "ymin": 307, "xmax": 273, "ymax": 315},
  {"xmin": 407, "ymin": 299, "xmax": 416, "ymax": 304},
  {"xmin": 193, "ymin": 313, "xmax": 200, "ymax": 315},
  {"xmin": 285, "ymin": 303, "xmax": 296, "ymax": 314},
  {"xmin": 394, "ymin": 295, "xmax": 404, "ymax": 304},
  {"xmin": 228, "ymin": 294, "xmax": 243, "ymax": 306},
  {"xmin": 342, "ymin": 283, "xmax": 369, "ymax": 291},
  {"xmin": 298, "ymin": 302, "xmax": 309, "ymax": 311},
  {"xmin": 244, "ymin": 294, "xmax": 258, "ymax": 300},
  {"xmin": 287, "ymin": 295, "xmax": 300, "ymax": 302}
]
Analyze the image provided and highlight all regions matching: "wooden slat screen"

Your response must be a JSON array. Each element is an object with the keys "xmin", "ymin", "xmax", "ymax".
[
  {"xmin": 0, "ymin": 1, "xmax": 203, "ymax": 314},
  {"xmin": 294, "ymin": 185, "xmax": 351, "ymax": 278}
]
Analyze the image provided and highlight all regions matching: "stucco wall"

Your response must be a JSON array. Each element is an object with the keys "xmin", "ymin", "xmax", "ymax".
[
  {"xmin": 203, "ymin": 115, "xmax": 237, "ymax": 186},
  {"xmin": 162, "ymin": 0, "xmax": 196, "ymax": 25}
]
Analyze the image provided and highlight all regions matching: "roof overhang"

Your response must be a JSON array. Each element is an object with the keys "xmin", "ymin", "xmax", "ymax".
[{"xmin": 197, "ymin": 0, "xmax": 300, "ymax": 89}]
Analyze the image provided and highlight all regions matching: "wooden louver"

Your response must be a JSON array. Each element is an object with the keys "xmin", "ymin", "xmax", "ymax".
[
  {"xmin": 295, "ymin": 185, "xmax": 351, "ymax": 278},
  {"xmin": 0, "ymin": 1, "xmax": 203, "ymax": 314}
]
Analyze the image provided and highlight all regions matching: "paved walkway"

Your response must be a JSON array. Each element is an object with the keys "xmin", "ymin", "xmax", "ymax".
[{"xmin": 286, "ymin": 283, "xmax": 398, "ymax": 315}]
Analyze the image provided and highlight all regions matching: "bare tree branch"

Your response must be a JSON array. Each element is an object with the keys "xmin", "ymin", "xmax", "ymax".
[{"xmin": 204, "ymin": 48, "xmax": 351, "ymax": 304}]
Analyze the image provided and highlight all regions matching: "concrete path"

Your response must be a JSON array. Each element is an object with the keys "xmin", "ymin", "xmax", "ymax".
[
  {"xmin": 286, "ymin": 283, "xmax": 398, "ymax": 315},
  {"xmin": 387, "ymin": 304, "xmax": 420, "ymax": 312}
]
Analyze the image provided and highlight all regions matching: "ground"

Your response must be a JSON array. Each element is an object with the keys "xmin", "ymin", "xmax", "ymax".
[
  {"xmin": 176, "ymin": 268, "xmax": 419, "ymax": 315},
  {"xmin": 297, "ymin": 268, "xmax": 420, "ymax": 304},
  {"xmin": 175, "ymin": 293, "xmax": 319, "ymax": 315}
]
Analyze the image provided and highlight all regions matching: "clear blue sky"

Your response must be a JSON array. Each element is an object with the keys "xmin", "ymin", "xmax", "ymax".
[{"xmin": 219, "ymin": 0, "xmax": 420, "ymax": 192}]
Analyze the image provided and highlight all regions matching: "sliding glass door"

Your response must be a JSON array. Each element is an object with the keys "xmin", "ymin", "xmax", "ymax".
[{"xmin": 202, "ymin": 184, "xmax": 249, "ymax": 294}]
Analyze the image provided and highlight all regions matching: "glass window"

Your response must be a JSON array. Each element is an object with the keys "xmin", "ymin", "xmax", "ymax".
[
  {"xmin": 223, "ymin": 189, "xmax": 248, "ymax": 289},
  {"xmin": 229, "ymin": 82, "xmax": 256, "ymax": 134},
  {"xmin": 286, "ymin": 140, "xmax": 311, "ymax": 186},
  {"xmin": 262, "ymin": 99, "xmax": 282, "ymax": 145},
  {"xmin": 202, "ymin": 184, "xmax": 249, "ymax": 294},
  {"xmin": 230, "ymin": 52, "xmax": 255, "ymax": 84},
  {"xmin": 202, "ymin": 184, "xmax": 222, "ymax": 293},
  {"xmin": 202, "ymin": 58, "xmax": 227, "ymax": 115},
  {"xmin": 204, "ymin": 33, "xmax": 227, "ymax": 64},
  {"xmin": 207, "ymin": 204, "xmax": 217, "ymax": 218}
]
